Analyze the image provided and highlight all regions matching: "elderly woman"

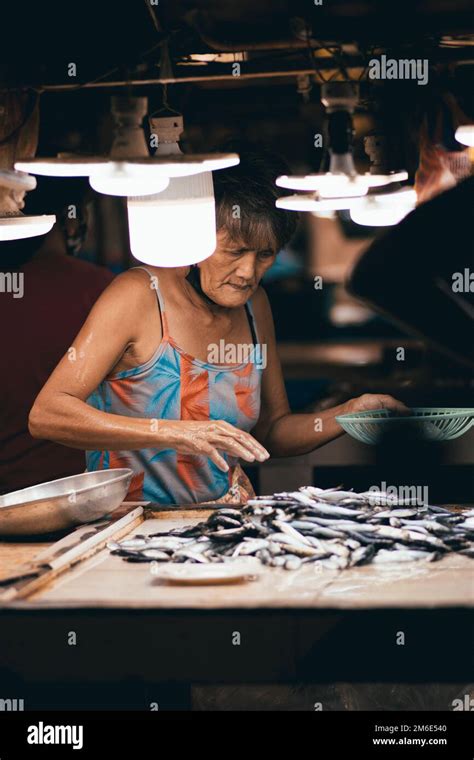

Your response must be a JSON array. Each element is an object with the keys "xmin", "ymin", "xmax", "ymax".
[{"xmin": 29, "ymin": 150, "xmax": 406, "ymax": 504}]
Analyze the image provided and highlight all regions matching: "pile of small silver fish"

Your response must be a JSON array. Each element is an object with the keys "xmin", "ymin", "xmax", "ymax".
[{"xmin": 108, "ymin": 487, "xmax": 474, "ymax": 571}]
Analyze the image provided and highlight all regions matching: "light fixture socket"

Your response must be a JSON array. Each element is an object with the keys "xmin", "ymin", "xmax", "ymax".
[
  {"xmin": 329, "ymin": 151, "xmax": 357, "ymax": 175},
  {"xmin": 322, "ymin": 83, "xmax": 359, "ymax": 168},
  {"xmin": 0, "ymin": 169, "xmax": 36, "ymax": 193},
  {"xmin": 109, "ymin": 96, "xmax": 149, "ymax": 159},
  {"xmin": 321, "ymin": 82, "xmax": 359, "ymax": 114},
  {"xmin": 0, "ymin": 169, "xmax": 37, "ymax": 215},
  {"xmin": 0, "ymin": 173, "xmax": 55, "ymax": 239},
  {"xmin": 149, "ymin": 114, "xmax": 184, "ymax": 155}
]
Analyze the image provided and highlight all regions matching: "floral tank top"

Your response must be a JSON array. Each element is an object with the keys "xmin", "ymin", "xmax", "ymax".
[{"xmin": 86, "ymin": 267, "xmax": 263, "ymax": 504}]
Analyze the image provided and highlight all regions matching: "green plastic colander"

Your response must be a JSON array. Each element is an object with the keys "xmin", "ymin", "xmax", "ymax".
[{"xmin": 335, "ymin": 408, "xmax": 474, "ymax": 445}]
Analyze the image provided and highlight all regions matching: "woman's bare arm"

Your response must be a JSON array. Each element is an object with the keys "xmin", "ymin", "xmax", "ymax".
[
  {"xmin": 29, "ymin": 270, "xmax": 269, "ymax": 469},
  {"xmin": 251, "ymin": 287, "xmax": 407, "ymax": 456},
  {"xmin": 29, "ymin": 270, "xmax": 164, "ymax": 450}
]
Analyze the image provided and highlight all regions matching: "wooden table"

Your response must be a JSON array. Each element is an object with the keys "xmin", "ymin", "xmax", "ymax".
[
  {"xmin": 0, "ymin": 506, "xmax": 472, "ymax": 696},
  {"xmin": 0, "ymin": 508, "xmax": 471, "ymax": 610}
]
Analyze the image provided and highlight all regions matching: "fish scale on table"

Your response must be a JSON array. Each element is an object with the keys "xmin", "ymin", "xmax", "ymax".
[{"xmin": 107, "ymin": 487, "xmax": 474, "ymax": 570}]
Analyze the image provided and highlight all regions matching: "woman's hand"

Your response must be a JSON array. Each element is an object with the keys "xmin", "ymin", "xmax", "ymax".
[
  {"xmin": 157, "ymin": 420, "xmax": 270, "ymax": 472},
  {"xmin": 344, "ymin": 394, "xmax": 409, "ymax": 415}
]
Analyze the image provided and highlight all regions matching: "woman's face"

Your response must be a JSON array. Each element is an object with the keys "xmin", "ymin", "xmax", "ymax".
[{"xmin": 197, "ymin": 228, "xmax": 277, "ymax": 307}]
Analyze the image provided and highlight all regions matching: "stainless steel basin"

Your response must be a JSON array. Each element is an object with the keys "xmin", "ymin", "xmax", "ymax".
[{"xmin": 0, "ymin": 469, "xmax": 133, "ymax": 536}]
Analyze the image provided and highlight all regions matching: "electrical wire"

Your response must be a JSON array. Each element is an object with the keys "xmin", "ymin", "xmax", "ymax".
[
  {"xmin": 143, "ymin": 0, "xmax": 162, "ymax": 34},
  {"xmin": 317, "ymin": 43, "xmax": 352, "ymax": 81},
  {"xmin": 150, "ymin": 83, "xmax": 181, "ymax": 117},
  {"xmin": 303, "ymin": 23, "xmax": 356, "ymax": 85},
  {"xmin": 33, "ymin": 65, "xmax": 123, "ymax": 94},
  {"xmin": 358, "ymin": 46, "xmax": 376, "ymax": 81},
  {"xmin": 31, "ymin": 2, "xmax": 167, "ymax": 95},
  {"xmin": 305, "ymin": 33, "xmax": 328, "ymax": 84}
]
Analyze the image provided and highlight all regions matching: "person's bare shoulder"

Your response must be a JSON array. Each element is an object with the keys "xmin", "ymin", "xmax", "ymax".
[
  {"xmin": 87, "ymin": 267, "xmax": 156, "ymax": 323},
  {"xmin": 65, "ymin": 267, "xmax": 160, "ymax": 355},
  {"xmin": 249, "ymin": 286, "xmax": 274, "ymax": 343}
]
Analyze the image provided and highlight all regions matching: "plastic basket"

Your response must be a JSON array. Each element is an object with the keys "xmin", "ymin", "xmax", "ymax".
[{"xmin": 335, "ymin": 407, "xmax": 474, "ymax": 445}]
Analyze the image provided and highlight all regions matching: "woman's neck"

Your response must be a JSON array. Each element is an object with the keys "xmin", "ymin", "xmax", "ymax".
[
  {"xmin": 150, "ymin": 265, "xmax": 227, "ymax": 316},
  {"xmin": 184, "ymin": 271, "xmax": 229, "ymax": 316}
]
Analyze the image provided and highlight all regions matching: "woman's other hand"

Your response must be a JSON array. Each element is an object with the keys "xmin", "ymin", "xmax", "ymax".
[{"xmin": 344, "ymin": 394, "xmax": 410, "ymax": 415}]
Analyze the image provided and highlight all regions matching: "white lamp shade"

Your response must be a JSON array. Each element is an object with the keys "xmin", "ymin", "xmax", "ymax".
[
  {"xmin": 151, "ymin": 146, "xmax": 240, "ymax": 178},
  {"xmin": 127, "ymin": 171, "xmax": 216, "ymax": 267},
  {"xmin": 276, "ymin": 171, "xmax": 408, "ymax": 197},
  {"xmin": 455, "ymin": 125, "xmax": 474, "ymax": 148},
  {"xmin": 15, "ymin": 157, "xmax": 108, "ymax": 177},
  {"xmin": 276, "ymin": 194, "xmax": 360, "ymax": 212},
  {"xmin": 349, "ymin": 188, "xmax": 417, "ymax": 226},
  {"xmin": 0, "ymin": 215, "xmax": 56, "ymax": 241},
  {"xmin": 15, "ymin": 154, "xmax": 240, "ymax": 181},
  {"xmin": 203, "ymin": 155, "xmax": 240, "ymax": 172},
  {"xmin": 89, "ymin": 163, "xmax": 170, "ymax": 196},
  {"xmin": 15, "ymin": 100, "xmax": 240, "ymax": 190}
]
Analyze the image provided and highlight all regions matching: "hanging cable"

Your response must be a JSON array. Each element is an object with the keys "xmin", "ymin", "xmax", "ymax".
[{"xmin": 143, "ymin": 0, "xmax": 162, "ymax": 34}]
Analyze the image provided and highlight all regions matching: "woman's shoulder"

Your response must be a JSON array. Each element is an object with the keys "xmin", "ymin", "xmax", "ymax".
[
  {"xmin": 89, "ymin": 267, "xmax": 158, "ymax": 318},
  {"xmin": 248, "ymin": 286, "xmax": 273, "ymax": 340},
  {"xmin": 249, "ymin": 285, "xmax": 272, "ymax": 317}
]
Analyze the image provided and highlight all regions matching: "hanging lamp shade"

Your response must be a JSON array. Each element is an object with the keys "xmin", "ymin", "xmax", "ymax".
[
  {"xmin": 276, "ymin": 169, "xmax": 408, "ymax": 197},
  {"xmin": 128, "ymin": 171, "xmax": 216, "ymax": 267},
  {"xmin": 349, "ymin": 133, "xmax": 417, "ymax": 225},
  {"xmin": 455, "ymin": 124, "xmax": 474, "ymax": 147},
  {"xmin": 0, "ymin": 92, "xmax": 56, "ymax": 241},
  {"xmin": 0, "ymin": 169, "xmax": 54, "ymax": 240},
  {"xmin": 16, "ymin": 98, "xmax": 239, "ymax": 196},
  {"xmin": 126, "ymin": 112, "xmax": 235, "ymax": 266},
  {"xmin": 16, "ymin": 97, "xmax": 169, "ymax": 196},
  {"xmin": 276, "ymin": 83, "xmax": 409, "ymax": 216},
  {"xmin": 349, "ymin": 187, "xmax": 417, "ymax": 226}
]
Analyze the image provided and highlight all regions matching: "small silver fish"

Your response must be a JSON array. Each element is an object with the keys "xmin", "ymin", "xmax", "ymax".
[
  {"xmin": 111, "ymin": 485, "xmax": 472, "ymax": 572},
  {"xmin": 350, "ymin": 545, "xmax": 375, "ymax": 566},
  {"xmin": 458, "ymin": 518, "xmax": 474, "ymax": 530},
  {"xmin": 172, "ymin": 550, "xmax": 210, "ymax": 563},
  {"xmin": 277, "ymin": 542, "xmax": 319, "ymax": 558},
  {"xmin": 118, "ymin": 538, "xmax": 147, "ymax": 549},
  {"xmin": 284, "ymin": 556, "xmax": 302, "ymax": 571},
  {"xmin": 141, "ymin": 549, "xmax": 170, "ymax": 560},
  {"xmin": 272, "ymin": 520, "xmax": 314, "ymax": 546},
  {"xmin": 373, "ymin": 549, "xmax": 436, "ymax": 563},
  {"xmin": 374, "ymin": 508, "xmax": 420, "ymax": 518},
  {"xmin": 232, "ymin": 539, "xmax": 269, "ymax": 557}
]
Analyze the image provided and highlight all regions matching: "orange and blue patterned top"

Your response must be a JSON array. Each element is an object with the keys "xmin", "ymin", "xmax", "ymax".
[{"xmin": 86, "ymin": 268, "xmax": 264, "ymax": 504}]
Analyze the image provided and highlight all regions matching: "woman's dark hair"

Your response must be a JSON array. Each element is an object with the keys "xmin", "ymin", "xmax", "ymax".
[{"xmin": 213, "ymin": 142, "xmax": 298, "ymax": 252}]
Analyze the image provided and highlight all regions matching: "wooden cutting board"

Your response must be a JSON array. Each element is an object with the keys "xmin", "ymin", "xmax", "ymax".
[{"xmin": 0, "ymin": 505, "xmax": 144, "ymax": 601}]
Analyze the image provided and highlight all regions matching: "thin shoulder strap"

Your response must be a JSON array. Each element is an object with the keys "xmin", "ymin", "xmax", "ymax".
[
  {"xmin": 132, "ymin": 266, "xmax": 169, "ymax": 338},
  {"xmin": 245, "ymin": 299, "xmax": 259, "ymax": 346}
]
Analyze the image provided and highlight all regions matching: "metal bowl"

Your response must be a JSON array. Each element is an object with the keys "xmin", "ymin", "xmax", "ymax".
[{"xmin": 0, "ymin": 469, "xmax": 133, "ymax": 536}]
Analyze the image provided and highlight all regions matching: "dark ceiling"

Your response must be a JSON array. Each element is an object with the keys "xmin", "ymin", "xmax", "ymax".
[
  {"xmin": 1, "ymin": 1, "xmax": 473, "ymax": 178},
  {"xmin": 1, "ymin": 0, "xmax": 474, "ymax": 90}
]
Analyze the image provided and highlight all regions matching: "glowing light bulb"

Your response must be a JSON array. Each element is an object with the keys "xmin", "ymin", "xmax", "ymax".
[
  {"xmin": 455, "ymin": 125, "xmax": 474, "ymax": 148},
  {"xmin": 89, "ymin": 163, "xmax": 170, "ymax": 196},
  {"xmin": 127, "ymin": 172, "xmax": 216, "ymax": 267},
  {"xmin": 349, "ymin": 188, "xmax": 417, "ymax": 227}
]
